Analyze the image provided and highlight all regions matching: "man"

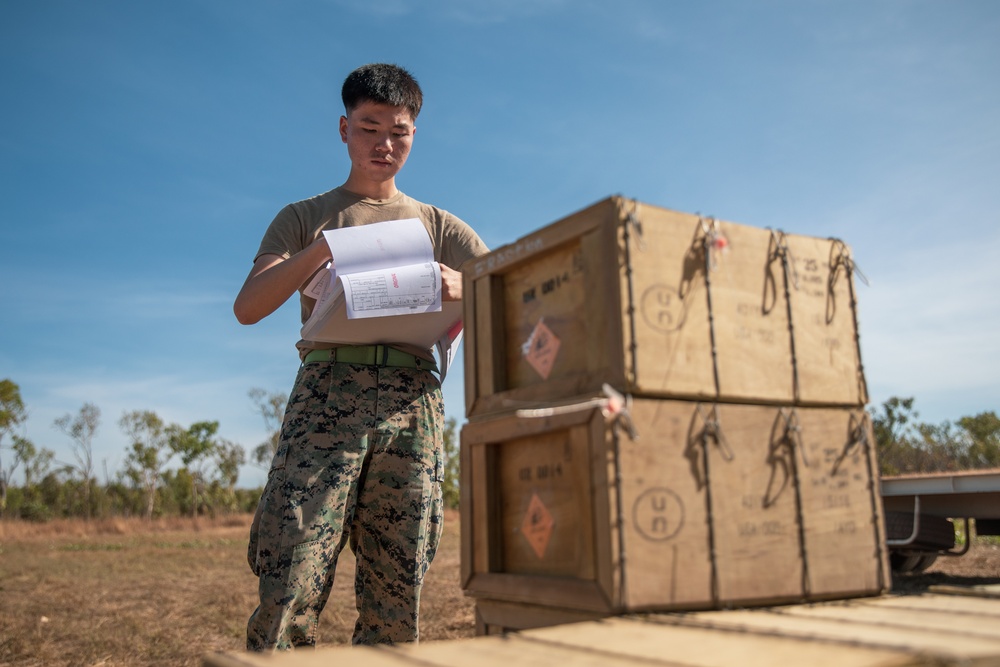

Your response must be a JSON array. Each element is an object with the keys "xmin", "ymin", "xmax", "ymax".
[{"xmin": 234, "ymin": 63, "xmax": 488, "ymax": 649}]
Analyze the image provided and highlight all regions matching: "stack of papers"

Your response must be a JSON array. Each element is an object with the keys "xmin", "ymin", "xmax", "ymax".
[{"xmin": 300, "ymin": 218, "xmax": 465, "ymax": 376}]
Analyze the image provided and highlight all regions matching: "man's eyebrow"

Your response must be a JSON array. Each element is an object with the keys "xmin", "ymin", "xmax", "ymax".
[{"xmin": 357, "ymin": 115, "xmax": 412, "ymax": 129}]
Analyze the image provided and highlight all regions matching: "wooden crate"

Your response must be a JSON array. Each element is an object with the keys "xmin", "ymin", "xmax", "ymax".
[
  {"xmin": 463, "ymin": 196, "xmax": 868, "ymax": 418},
  {"xmin": 460, "ymin": 397, "xmax": 889, "ymax": 616}
]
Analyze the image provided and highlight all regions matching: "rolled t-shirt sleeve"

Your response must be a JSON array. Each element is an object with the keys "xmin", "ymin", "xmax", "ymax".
[
  {"xmin": 439, "ymin": 213, "xmax": 490, "ymax": 269},
  {"xmin": 254, "ymin": 204, "xmax": 310, "ymax": 262}
]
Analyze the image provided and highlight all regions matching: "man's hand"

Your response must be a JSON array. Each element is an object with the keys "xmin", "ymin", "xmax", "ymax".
[{"xmin": 440, "ymin": 263, "xmax": 463, "ymax": 301}]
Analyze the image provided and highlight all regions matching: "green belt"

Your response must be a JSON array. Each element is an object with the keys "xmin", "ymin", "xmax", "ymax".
[{"xmin": 303, "ymin": 345, "xmax": 438, "ymax": 373}]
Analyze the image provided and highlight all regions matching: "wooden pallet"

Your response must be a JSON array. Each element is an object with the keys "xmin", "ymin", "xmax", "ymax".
[{"xmin": 204, "ymin": 590, "xmax": 1000, "ymax": 666}]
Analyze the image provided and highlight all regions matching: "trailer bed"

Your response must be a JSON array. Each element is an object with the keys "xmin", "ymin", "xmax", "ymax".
[{"xmin": 205, "ymin": 587, "xmax": 1000, "ymax": 666}]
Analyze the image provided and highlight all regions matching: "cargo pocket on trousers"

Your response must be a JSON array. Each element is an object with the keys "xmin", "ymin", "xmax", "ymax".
[
  {"xmin": 247, "ymin": 444, "xmax": 289, "ymax": 577},
  {"xmin": 286, "ymin": 538, "xmax": 330, "ymax": 613}
]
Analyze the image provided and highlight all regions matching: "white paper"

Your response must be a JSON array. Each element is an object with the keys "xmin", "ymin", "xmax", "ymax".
[
  {"xmin": 341, "ymin": 261, "xmax": 442, "ymax": 319},
  {"xmin": 320, "ymin": 218, "xmax": 441, "ymax": 319},
  {"xmin": 301, "ymin": 219, "xmax": 463, "ymax": 359},
  {"xmin": 434, "ymin": 324, "xmax": 464, "ymax": 382},
  {"xmin": 322, "ymin": 217, "xmax": 430, "ymax": 275},
  {"xmin": 303, "ymin": 262, "xmax": 333, "ymax": 300}
]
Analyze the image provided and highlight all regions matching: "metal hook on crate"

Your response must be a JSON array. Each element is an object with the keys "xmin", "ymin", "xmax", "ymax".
[
  {"xmin": 623, "ymin": 199, "xmax": 646, "ymax": 252},
  {"xmin": 831, "ymin": 410, "xmax": 870, "ymax": 477},
  {"xmin": 767, "ymin": 227, "xmax": 799, "ymax": 290},
  {"xmin": 829, "ymin": 238, "xmax": 870, "ymax": 288},
  {"xmin": 696, "ymin": 403, "xmax": 734, "ymax": 462},
  {"xmin": 764, "ymin": 407, "xmax": 808, "ymax": 508},
  {"xmin": 781, "ymin": 407, "xmax": 810, "ymax": 469}
]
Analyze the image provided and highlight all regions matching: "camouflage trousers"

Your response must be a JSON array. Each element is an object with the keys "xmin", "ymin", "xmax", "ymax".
[{"xmin": 246, "ymin": 359, "xmax": 444, "ymax": 650}]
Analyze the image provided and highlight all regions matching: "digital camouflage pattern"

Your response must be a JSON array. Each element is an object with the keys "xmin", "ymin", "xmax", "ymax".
[{"xmin": 246, "ymin": 360, "xmax": 444, "ymax": 649}]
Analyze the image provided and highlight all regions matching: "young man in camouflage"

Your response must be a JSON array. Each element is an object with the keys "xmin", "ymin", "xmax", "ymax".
[{"xmin": 234, "ymin": 63, "xmax": 488, "ymax": 649}]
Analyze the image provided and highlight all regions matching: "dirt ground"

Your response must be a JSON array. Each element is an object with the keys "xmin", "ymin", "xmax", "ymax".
[{"xmin": 889, "ymin": 541, "xmax": 1000, "ymax": 594}]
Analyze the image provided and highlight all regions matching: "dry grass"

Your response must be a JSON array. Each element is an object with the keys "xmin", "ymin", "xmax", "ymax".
[{"xmin": 0, "ymin": 510, "xmax": 475, "ymax": 667}]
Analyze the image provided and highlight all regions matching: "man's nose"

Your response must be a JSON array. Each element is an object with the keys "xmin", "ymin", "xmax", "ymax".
[{"xmin": 375, "ymin": 135, "xmax": 392, "ymax": 152}]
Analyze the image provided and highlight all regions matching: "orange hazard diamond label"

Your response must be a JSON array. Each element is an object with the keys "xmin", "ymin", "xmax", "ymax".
[
  {"xmin": 520, "ymin": 492, "xmax": 555, "ymax": 559},
  {"xmin": 523, "ymin": 319, "xmax": 561, "ymax": 380}
]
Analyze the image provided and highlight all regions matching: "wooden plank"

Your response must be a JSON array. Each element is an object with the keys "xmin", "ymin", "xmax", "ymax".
[
  {"xmin": 205, "ymin": 593, "xmax": 1000, "ymax": 667},
  {"xmin": 777, "ymin": 600, "xmax": 1000, "ymax": 639},
  {"xmin": 930, "ymin": 584, "xmax": 1000, "ymax": 599},
  {"xmin": 669, "ymin": 607, "xmax": 1000, "ymax": 658},
  {"xmin": 392, "ymin": 632, "xmax": 690, "ymax": 666},
  {"xmin": 859, "ymin": 593, "xmax": 1000, "ymax": 617},
  {"xmin": 202, "ymin": 646, "xmax": 418, "ymax": 666},
  {"xmin": 519, "ymin": 616, "xmax": 916, "ymax": 667}
]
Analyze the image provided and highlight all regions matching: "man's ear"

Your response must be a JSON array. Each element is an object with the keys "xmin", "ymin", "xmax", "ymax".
[{"xmin": 339, "ymin": 115, "xmax": 348, "ymax": 143}]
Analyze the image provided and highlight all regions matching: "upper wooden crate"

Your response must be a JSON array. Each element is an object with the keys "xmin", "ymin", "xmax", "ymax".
[{"xmin": 463, "ymin": 196, "xmax": 868, "ymax": 419}]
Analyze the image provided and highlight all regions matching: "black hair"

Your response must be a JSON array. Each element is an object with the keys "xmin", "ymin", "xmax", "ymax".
[{"xmin": 341, "ymin": 63, "xmax": 423, "ymax": 119}]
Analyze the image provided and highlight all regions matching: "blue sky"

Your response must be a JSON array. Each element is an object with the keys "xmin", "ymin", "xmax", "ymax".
[{"xmin": 2, "ymin": 1, "xmax": 998, "ymax": 488}]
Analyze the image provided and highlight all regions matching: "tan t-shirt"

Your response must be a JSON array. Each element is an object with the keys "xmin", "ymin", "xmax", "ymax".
[{"xmin": 254, "ymin": 187, "xmax": 489, "ymax": 359}]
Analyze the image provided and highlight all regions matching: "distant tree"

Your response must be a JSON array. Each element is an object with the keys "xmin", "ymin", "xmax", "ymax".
[
  {"xmin": 54, "ymin": 402, "xmax": 101, "ymax": 519},
  {"xmin": 12, "ymin": 435, "xmax": 54, "ymax": 489},
  {"xmin": 0, "ymin": 379, "xmax": 28, "ymax": 516},
  {"xmin": 959, "ymin": 411, "xmax": 1000, "ymax": 469},
  {"xmin": 872, "ymin": 397, "xmax": 1000, "ymax": 475},
  {"xmin": 870, "ymin": 396, "xmax": 920, "ymax": 476},
  {"xmin": 120, "ymin": 410, "xmax": 171, "ymax": 520},
  {"xmin": 212, "ymin": 438, "xmax": 246, "ymax": 513},
  {"xmin": 912, "ymin": 420, "xmax": 965, "ymax": 472},
  {"xmin": 168, "ymin": 420, "xmax": 220, "ymax": 516},
  {"xmin": 248, "ymin": 388, "xmax": 286, "ymax": 468},
  {"xmin": 441, "ymin": 418, "xmax": 459, "ymax": 510}
]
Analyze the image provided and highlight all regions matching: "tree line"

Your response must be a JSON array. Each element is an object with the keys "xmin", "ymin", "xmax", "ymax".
[
  {"xmin": 2, "ymin": 376, "xmax": 996, "ymax": 522},
  {"xmin": 870, "ymin": 396, "xmax": 1000, "ymax": 475},
  {"xmin": 0, "ymin": 378, "xmax": 461, "ymax": 522}
]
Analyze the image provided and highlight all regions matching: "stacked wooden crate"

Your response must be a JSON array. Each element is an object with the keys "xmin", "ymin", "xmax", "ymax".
[{"xmin": 459, "ymin": 196, "xmax": 889, "ymax": 635}]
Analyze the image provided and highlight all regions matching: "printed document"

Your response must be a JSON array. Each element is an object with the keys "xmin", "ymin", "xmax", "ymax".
[{"xmin": 300, "ymin": 219, "xmax": 465, "ymax": 377}]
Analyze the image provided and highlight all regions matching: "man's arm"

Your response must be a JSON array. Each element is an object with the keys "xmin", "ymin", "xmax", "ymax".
[{"xmin": 233, "ymin": 238, "xmax": 332, "ymax": 325}]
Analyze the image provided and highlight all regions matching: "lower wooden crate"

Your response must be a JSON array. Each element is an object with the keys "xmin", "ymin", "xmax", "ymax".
[{"xmin": 460, "ymin": 397, "xmax": 890, "ymax": 615}]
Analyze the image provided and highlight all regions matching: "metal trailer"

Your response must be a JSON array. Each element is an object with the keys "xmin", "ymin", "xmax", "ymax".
[{"xmin": 880, "ymin": 468, "xmax": 1000, "ymax": 573}]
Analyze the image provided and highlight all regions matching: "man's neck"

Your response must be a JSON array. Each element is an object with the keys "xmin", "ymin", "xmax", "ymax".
[{"xmin": 341, "ymin": 176, "xmax": 398, "ymax": 201}]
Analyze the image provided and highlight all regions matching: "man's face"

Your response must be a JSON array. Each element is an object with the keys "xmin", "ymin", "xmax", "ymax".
[{"xmin": 340, "ymin": 101, "xmax": 415, "ymax": 187}]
